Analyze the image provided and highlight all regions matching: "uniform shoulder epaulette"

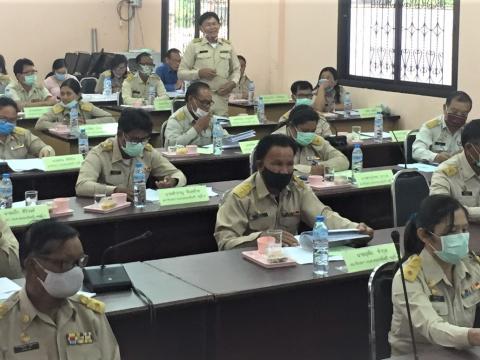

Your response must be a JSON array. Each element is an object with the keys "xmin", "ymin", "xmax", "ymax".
[
  {"xmin": 403, "ymin": 254, "xmax": 422, "ymax": 282},
  {"xmin": 293, "ymin": 175, "xmax": 305, "ymax": 189},
  {"xmin": 126, "ymin": 72, "xmax": 135, "ymax": 81},
  {"xmin": 469, "ymin": 250, "xmax": 480, "ymax": 265},
  {"xmin": 232, "ymin": 181, "xmax": 253, "ymax": 198},
  {"xmin": 0, "ymin": 292, "xmax": 19, "ymax": 319},
  {"xmin": 100, "ymin": 139, "xmax": 114, "ymax": 152},
  {"xmin": 441, "ymin": 165, "xmax": 458, "ymax": 177},
  {"xmin": 144, "ymin": 143, "xmax": 153, "ymax": 152},
  {"xmin": 175, "ymin": 109, "xmax": 187, "ymax": 121},
  {"xmin": 221, "ymin": 38, "xmax": 231, "ymax": 44},
  {"xmin": 75, "ymin": 295, "xmax": 105, "ymax": 314},
  {"xmin": 102, "ymin": 70, "xmax": 112, "ymax": 77},
  {"xmin": 311, "ymin": 135, "xmax": 324, "ymax": 146},
  {"xmin": 426, "ymin": 118, "xmax": 441, "ymax": 129},
  {"xmin": 80, "ymin": 102, "xmax": 93, "ymax": 112},
  {"xmin": 52, "ymin": 103, "xmax": 64, "ymax": 114},
  {"xmin": 193, "ymin": 38, "xmax": 202, "ymax": 43},
  {"xmin": 13, "ymin": 127, "xmax": 26, "ymax": 135}
]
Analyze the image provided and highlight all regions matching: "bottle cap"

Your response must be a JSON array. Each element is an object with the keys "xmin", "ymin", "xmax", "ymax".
[
  {"xmin": 2, "ymin": 173, "xmax": 10, "ymax": 178},
  {"xmin": 354, "ymin": 143, "xmax": 361, "ymax": 148},
  {"xmin": 316, "ymin": 215, "xmax": 325, "ymax": 222}
]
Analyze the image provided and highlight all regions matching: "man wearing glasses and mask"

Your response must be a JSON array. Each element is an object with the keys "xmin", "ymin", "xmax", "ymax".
[
  {"xmin": 0, "ymin": 219, "xmax": 120, "ymax": 359},
  {"xmin": 76, "ymin": 108, "xmax": 186, "ymax": 199},
  {"xmin": 164, "ymin": 82, "xmax": 228, "ymax": 147}
]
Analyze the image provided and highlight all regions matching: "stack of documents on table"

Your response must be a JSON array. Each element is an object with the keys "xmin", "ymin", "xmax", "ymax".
[
  {"xmin": 6, "ymin": 158, "xmax": 46, "ymax": 172},
  {"xmin": 334, "ymin": 110, "xmax": 360, "ymax": 117},
  {"xmin": 226, "ymin": 130, "xmax": 256, "ymax": 143},
  {"xmin": 360, "ymin": 132, "xmax": 391, "ymax": 139},
  {"xmin": 167, "ymin": 90, "xmax": 185, "ymax": 98},
  {"xmin": 396, "ymin": 163, "xmax": 437, "ymax": 172},
  {"xmin": 82, "ymin": 93, "xmax": 119, "ymax": 103}
]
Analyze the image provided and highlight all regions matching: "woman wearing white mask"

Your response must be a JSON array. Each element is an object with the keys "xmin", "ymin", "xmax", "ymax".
[
  {"xmin": 0, "ymin": 219, "xmax": 121, "ymax": 359},
  {"xmin": 389, "ymin": 195, "xmax": 480, "ymax": 355},
  {"xmin": 35, "ymin": 79, "xmax": 115, "ymax": 131},
  {"xmin": 44, "ymin": 59, "xmax": 78, "ymax": 99}
]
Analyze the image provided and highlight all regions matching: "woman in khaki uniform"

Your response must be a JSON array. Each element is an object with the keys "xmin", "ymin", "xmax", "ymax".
[
  {"xmin": 389, "ymin": 195, "xmax": 480, "ymax": 355},
  {"xmin": 95, "ymin": 54, "xmax": 129, "ymax": 94},
  {"xmin": 35, "ymin": 79, "xmax": 115, "ymax": 131}
]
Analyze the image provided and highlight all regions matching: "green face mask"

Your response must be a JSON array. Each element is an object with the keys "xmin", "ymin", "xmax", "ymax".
[
  {"xmin": 295, "ymin": 130, "xmax": 316, "ymax": 146},
  {"xmin": 122, "ymin": 141, "xmax": 145, "ymax": 157},
  {"xmin": 295, "ymin": 98, "xmax": 313, "ymax": 107},
  {"xmin": 431, "ymin": 232, "xmax": 469, "ymax": 264},
  {"xmin": 24, "ymin": 74, "xmax": 37, "ymax": 86}
]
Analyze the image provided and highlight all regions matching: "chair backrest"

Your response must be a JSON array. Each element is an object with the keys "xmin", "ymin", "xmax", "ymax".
[
  {"xmin": 128, "ymin": 58, "xmax": 138, "ymax": 74},
  {"xmin": 65, "ymin": 52, "xmax": 78, "ymax": 75},
  {"xmin": 391, "ymin": 169, "xmax": 429, "ymax": 227},
  {"xmin": 250, "ymin": 147, "xmax": 258, "ymax": 174},
  {"xmin": 74, "ymin": 53, "xmax": 92, "ymax": 76},
  {"xmin": 404, "ymin": 129, "xmax": 419, "ymax": 164},
  {"xmin": 159, "ymin": 121, "xmax": 168, "ymax": 148},
  {"xmin": 172, "ymin": 99, "xmax": 186, "ymax": 113},
  {"xmin": 80, "ymin": 77, "xmax": 98, "ymax": 94},
  {"xmin": 86, "ymin": 51, "xmax": 104, "ymax": 77},
  {"xmin": 368, "ymin": 261, "xmax": 396, "ymax": 360}
]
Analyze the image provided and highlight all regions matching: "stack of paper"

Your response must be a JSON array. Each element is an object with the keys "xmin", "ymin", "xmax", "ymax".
[
  {"xmin": 6, "ymin": 159, "xmax": 46, "ymax": 172},
  {"xmin": 226, "ymin": 130, "xmax": 256, "ymax": 143},
  {"xmin": 396, "ymin": 163, "xmax": 437, "ymax": 172}
]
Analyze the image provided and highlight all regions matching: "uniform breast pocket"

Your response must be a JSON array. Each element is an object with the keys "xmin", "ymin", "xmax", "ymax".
[
  {"xmin": 65, "ymin": 343, "xmax": 101, "ymax": 360},
  {"xmin": 462, "ymin": 292, "xmax": 480, "ymax": 312},
  {"xmin": 6, "ymin": 343, "xmax": 48, "ymax": 360},
  {"xmin": 248, "ymin": 214, "xmax": 273, "ymax": 232},
  {"xmin": 279, "ymin": 214, "xmax": 300, "ymax": 233},
  {"xmin": 106, "ymin": 170, "xmax": 124, "ymax": 186},
  {"xmin": 431, "ymin": 301, "xmax": 448, "ymax": 316},
  {"xmin": 219, "ymin": 52, "xmax": 231, "ymax": 60},
  {"xmin": 196, "ymin": 52, "xmax": 212, "ymax": 66}
]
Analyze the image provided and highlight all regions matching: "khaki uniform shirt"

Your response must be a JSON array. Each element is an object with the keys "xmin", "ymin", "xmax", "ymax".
[
  {"xmin": 35, "ymin": 102, "xmax": 115, "ymax": 131},
  {"xmin": 430, "ymin": 152, "xmax": 480, "ymax": 222},
  {"xmin": 389, "ymin": 250, "xmax": 480, "ymax": 355},
  {"xmin": 412, "ymin": 115, "xmax": 463, "ymax": 163},
  {"xmin": 0, "ymin": 289, "xmax": 120, "ymax": 360},
  {"xmin": 5, "ymin": 81, "xmax": 51, "ymax": 103},
  {"xmin": 75, "ymin": 137, "xmax": 187, "ymax": 197},
  {"xmin": 233, "ymin": 74, "xmax": 250, "ymax": 99},
  {"xmin": 0, "ymin": 127, "xmax": 54, "ymax": 159},
  {"xmin": 95, "ymin": 70, "xmax": 130, "ymax": 94},
  {"xmin": 278, "ymin": 108, "xmax": 333, "ymax": 138},
  {"xmin": 164, "ymin": 105, "xmax": 229, "ymax": 147},
  {"xmin": 0, "ymin": 218, "xmax": 21, "ymax": 279},
  {"xmin": 178, "ymin": 38, "xmax": 241, "ymax": 116},
  {"xmin": 121, "ymin": 72, "xmax": 168, "ymax": 106},
  {"xmin": 273, "ymin": 126, "xmax": 349, "ymax": 176},
  {"xmin": 214, "ymin": 172, "xmax": 358, "ymax": 250},
  {"xmin": 0, "ymin": 75, "xmax": 11, "ymax": 94}
]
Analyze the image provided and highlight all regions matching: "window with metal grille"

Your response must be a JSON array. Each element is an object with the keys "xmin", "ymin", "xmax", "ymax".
[
  {"xmin": 337, "ymin": 0, "xmax": 460, "ymax": 97},
  {"xmin": 161, "ymin": 0, "xmax": 229, "ymax": 58}
]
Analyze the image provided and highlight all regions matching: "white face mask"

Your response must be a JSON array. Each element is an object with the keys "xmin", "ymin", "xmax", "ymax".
[
  {"xmin": 35, "ymin": 259, "xmax": 84, "ymax": 298},
  {"xmin": 193, "ymin": 99, "xmax": 209, "ymax": 118}
]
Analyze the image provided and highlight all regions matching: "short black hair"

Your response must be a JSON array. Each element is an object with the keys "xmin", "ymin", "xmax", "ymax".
[
  {"xmin": 256, "ymin": 134, "xmax": 298, "ymax": 161},
  {"xmin": 13, "ymin": 58, "xmax": 34, "ymax": 75},
  {"xmin": 118, "ymin": 108, "xmax": 153, "ymax": 134},
  {"xmin": 0, "ymin": 54, "xmax": 7, "ymax": 74},
  {"xmin": 185, "ymin": 81, "xmax": 210, "ymax": 102},
  {"xmin": 198, "ymin": 11, "xmax": 220, "ymax": 26},
  {"xmin": 109, "ymin": 54, "xmax": 128, "ymax": 71},
  {"xmin": 0, "ymin": 96, "xmax": 19, "ymax": 112},
  {"xmin": 135, "ymin": 52, "xmax": 152, "ymax": 64},
  {"xmin": 237, "ymin": 55, "xmax": 246, "ymax": 63},
  {"xmin": 60, "ymin": 78, "xmax": 81, "ymax": 95},
  {"xmin": 288, "ymin": 105, "xmax": 319, "ymax": 127},
  {"xmin": 446, "ymin": 91, "xmax": 472, "ymax": 111},
  {"xmin": 22, "ymin": 219, "xmax": 79, "ymax": 264},
  {"xmin": 166, "ymin": 48, "xmax": 181, "ymax": 58},
  {"xmin": 461, "ymin": 119, "xmax": 480, "ymax": 146},
  {"xmin": 290, "ymin": 80, "xmax": 313, "ymax": 95},
  {"xmin": 52, "ymin": 58, "xmax": 66, "ymax": 71}
]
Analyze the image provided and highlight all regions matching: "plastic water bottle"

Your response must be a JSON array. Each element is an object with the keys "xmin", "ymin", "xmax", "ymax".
[
  {"xmin": 247, "ymin": 81, "xmax": 255, "ymax": 104},
  {"xmin": 374, "ymin": 111, "xmax": 384, "ymax": 143},
  {"xmin": 69, "ymin": 106, "xmax": 79, "ymax": 137},
  {"xmin": 148, "ymin": 85, "xmax": 156, "ymax": 105},
  {"xmin": 103, "ymin": 77, "xmax": 112, "ymax": 96},
  {"xmin": 352, "ymin": 144, "xmax": 363, "ymax": 174},
  {"xmin": 0, "ymin": 173, "xmax": 13, "ymax": 209},
  {"xmin": 133, "ymin": 161, "xmax": 146, "ymax": 208},
  {"xmin": 313, "ymin": 215, "xmax": 329, "ymax": 276},
  {"xmin": 257, "ymin": 96, "xmax": 266, "ymax": 123},
  {"xmin": 213, "ymin": 118, "xmax": 224, "ymax": 156},
  {"xmin": 78, "ymin": 128, "xmax": 89, "ymax": 158},
  {"xmin": 344, "ymin": 92, "xmax": 352, "ymax": 117}
]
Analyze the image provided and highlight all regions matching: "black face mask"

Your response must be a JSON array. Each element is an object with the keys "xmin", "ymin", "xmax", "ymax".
[{"xmin": 261, "ymin": 167, "xmax": 293, "ymax": 192}]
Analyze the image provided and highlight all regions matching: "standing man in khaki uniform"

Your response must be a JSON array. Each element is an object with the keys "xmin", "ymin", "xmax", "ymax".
[
  {"xmin": 76, "ymin": 108, "xmax": 186, "ymax": 198},
  {"xmin": 273, "ymin": 105, "xmax": 348, "ymax": 177},
  {"xmin": 5, "ymin": 58, "xmax": 57, "ymax": 111},
  {"xmin": 430, "ymin": 120, "xmax": 480, "ymax": 222},
  {"xmin": 412, "ymin": 91, "xmax": 472, "ymax": 164},
  {"xmin": 0, "ymin": 217, "xmax": 21, "ymax": 279},
  {"xmin": 121, "ymin": 52, "xmax": 168, "ymax": 105},
  {"xmin": 0, "ymin": 97, "xmax": 54, "ymax": 159},
  {"xmin": 0, "ymin": 219, "xmax": 120, "ymax": 360},
  {"xmin": 214, "ymin": 134, "xmax": 373, "ymax": 250},
  {"xmin": 178, "ymin": 12, "xmax": 241, "ymax": 116}
]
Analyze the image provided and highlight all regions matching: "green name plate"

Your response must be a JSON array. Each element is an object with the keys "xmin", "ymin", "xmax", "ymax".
[
  {"xmin": 260, "ymin": 94, "xmax": 291, "ymax": 104},
  {"xmin": 389, "ymin": 130, "xmax": 411, "ymax": 143},
  {"xmin": 357, "ymin": 107, "xmax": 382, "ymax": 118},
  {"xmin": 43, "ymin": 154, "xmax": 84, "ymax": 171},
  {"xmin": 239, "ymin": 140, "xmax": 259, "ymax": 154},
  {"xmin": 229, "ymin": 115, "xmax": 260, "ymax": 126},
  {"xmin": 80, "ymin": 123, "xmax": 117, "ymax": 137},
  {"xmin": 354, "ymin": 169, "xmax": 393, "ymax": 188},
  {"xmin": 158, "ymin": 185, "xmax": 209, "ymax": 206},
  {"xmin": 154, "ymin": 99, "xmax": 172, "ymax": 111},
  {"xmin": 0, "ymin": 205, "xmax": 50, "ymax": 227},
  {"xmin": 24, "ymin": 106, "xmax": 52, "ymax": 119},
  {"xmin": 342, "ymin": 243, "xmax": 397, "ymax": 273}
]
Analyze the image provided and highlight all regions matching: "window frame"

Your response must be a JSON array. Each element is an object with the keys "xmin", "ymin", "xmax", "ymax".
[{"xmin": 336, "ymin": 0, "xmax": 460, "ymax": 98}]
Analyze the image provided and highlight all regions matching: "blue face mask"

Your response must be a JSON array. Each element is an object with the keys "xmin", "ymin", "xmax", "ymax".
[
  {"xmin": 0, "ymin": 120, "xmax": 15, "ymax": 135},
  {"xmin": 122, "ymin": 141, "xmax": 145, "ymax": 157},
  {"xmin": 295, "ymin": 130, "xmax": 316, "ymax": 146},
  {"xmin": 54, "ymin": 72, "xmax": 67, "ymax": 81},
  {"xmin": 62, "ymin": 100, "xmax": 78, "ymax": 109},
  {"xmin": 431, "ymin": 232, "xmax": 469, "ymax": 264},
  {"xmin": 295, "ymin": 98, "xmax": 313, "ymax": 107}
]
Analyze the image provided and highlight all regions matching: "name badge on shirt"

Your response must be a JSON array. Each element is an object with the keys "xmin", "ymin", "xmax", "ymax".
[
  {"xmin": 281, "ymin": 210, "xmax": 300, "ymax": 217},
  {"xmin": 434, "ymin": 142, "xmax": 446, "ymax": 146},
  {"xmin": 462, "ymin": 190, "xmax": 473, "ymax": 196},
  {"xmin": 10, "ymin": 143, "xmax": 25, "ymax": 150},
  {"xmin": 250, "ymin": 212, "xmax": 268, "ymax": 220},
  {"xmin": 132, "ymin": 90, "xmax": 141, "ymax": 95},
  {"xmin": 429, "ymin": 295, "xmax": 445, "ymax": 302},
  {"xmin": 110, "ymin": 170, "xmax": 122, "ymax": 175},
  {"xmin": 14, "ymin": 342, "xmax": 39, "ymax": 353},
  {"xmin": 199, "ymin": 50, "xmax": 208, "ymax": 54}
]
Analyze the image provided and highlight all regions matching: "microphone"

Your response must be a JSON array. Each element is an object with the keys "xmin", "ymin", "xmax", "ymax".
[
  {"xmin": 391, "ymin": 231, "xmax": 419, "ymax": 360},
  {"xmin": 83, "ymin": 231, "xmax": 153, "ymax": 293},
  {"xmin": 390, "ymin": 130, "xmax": 408, "ymax": 170}
]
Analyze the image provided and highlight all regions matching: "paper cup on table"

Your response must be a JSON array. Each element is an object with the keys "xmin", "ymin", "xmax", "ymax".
[
  {"xmin": 111, "ymin": 193, "xmax": 127, "ymax": 205},
  {"xmin": 52, "ymin": 198, "xmax": 70, "ymax": 214},
  {"xmin": 186, "ymin": 145, "xmax": 198, "ymax": 154},
  {"xmin": 257, "ymin": 236, "xmax": 276, "ymax": 255},
  {"xmin": 308, "ymin": 175, "xmax": 324, "ymax": 187}
]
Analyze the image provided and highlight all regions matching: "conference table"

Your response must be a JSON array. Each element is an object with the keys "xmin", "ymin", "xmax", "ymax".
[{"xmin": 102, "ymin": 105, "xmax": 170, "ymax": 132}]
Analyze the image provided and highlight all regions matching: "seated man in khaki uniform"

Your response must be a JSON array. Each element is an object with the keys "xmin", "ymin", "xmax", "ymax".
[
  {"xmin": 413, "ymin": 91, "xmax": 472, "ymax": 164},
  {"xmin": 430, "ymin": 119, "xmax": 480, "ymax": 222},
  {"xmin": 0, "ymin": 219, "xmax": 120, "ymax": 359},
  {"xmin": 278, "ymin": 81, "xmax": 332, "ymax": 138},
  {"xmin": 214, "ymin": 134, "xmax": 373, "ymax": 250},
  {"xmin": 121, "ymin": 52, "xmax": 168, "ymax": 105},
  {"xmin": 5, "ymin": 58, "xmax": 57, "ymax": 110},
  {"xmin": 0, "ymin": 217, "xmax": 21, "ymax": 279},
  {"xmin": 76, "ymin": 108, "xmax": 186, "ymax": 198},
  {"xmin": 0, "ymin": 97, "xmax": 55, "ymax": 159},
  {"xmin": 273, "ymin": 105, "xmax": 349, "ymax": 177},
  {"xmin": 164, "ymin": 82, "xmax": 228, "ymax": 147}
]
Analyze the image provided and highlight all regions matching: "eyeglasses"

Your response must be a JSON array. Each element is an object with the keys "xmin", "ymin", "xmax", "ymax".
[
  {"xmin": 36, "ymin": 254, "xmax": 89, "ymax": 272},
  {"xmin": 124, "ymin": 134, "xmax": 150, "ymax": 145},
  {"xmin": 195, "ymin": 97, "xmax": 214, "ymax": 107},
  {"xmin": 22, "ymin": 70, "xmax": 38, "ymax": 75}
]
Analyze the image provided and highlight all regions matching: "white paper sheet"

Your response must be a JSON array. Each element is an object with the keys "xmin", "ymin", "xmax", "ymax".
[
  {"xmin": 360, "ymin": 132, "xmax": 391, "ymax": 139},
  {"xmin": 282, "ymin": 246, "xmax": 343, "ymax": 265},
  {"xmin": 146, "ymin": 187, "xmax": 218, "ymax": 202},
  {"xmin": 396, "ymin": 163, "xmax": 437, "ymax": 172},
  {"xmin": 0, "ymin": 277, "xmax": 21, "ymax": 301},
  {"xmin": 6, "ymin": 158, "xmax": 46, "ymax": 172}
]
